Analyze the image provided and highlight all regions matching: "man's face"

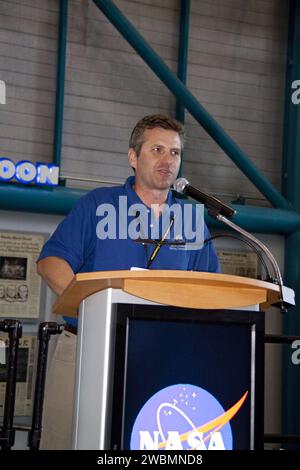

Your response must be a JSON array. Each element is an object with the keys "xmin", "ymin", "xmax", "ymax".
[
  {"xmin": 19, "ymin": 285, "xmax": 28, "ymax": 299},
  {"xmin": 128, "ymin": 127, "xmax": 181, "ymax": 193},
  {"xmin": 6, "ymin": 285, "xmax": 16, "ymax": 298}
]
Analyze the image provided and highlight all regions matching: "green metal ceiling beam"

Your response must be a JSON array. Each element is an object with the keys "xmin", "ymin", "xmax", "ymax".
[
  {"xmin": 176, "ymin": 0, "xmax": 190, "ymax": 177},
  {"xmin": 0, "ymin": 183, "xmax": 86, "ymax": 215},
  {"xmin": 53, "ymin": 0, "xmax": 68, "ymax": 167},
  {"xmin": 1, "ymin": 183, "xmax": 300, "ymax": 234},
  {"xmin": 176, "ymin": 0, "xmax": 190, "ymax": 125},
  {"xmin": 208, "ymin": 204, "xmax": 300, "ymax": 234}
]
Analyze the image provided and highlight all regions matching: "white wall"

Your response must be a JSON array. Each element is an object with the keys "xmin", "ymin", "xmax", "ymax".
[
  {"xmin": 61, "ymin": 0, "xmax": 179, "ymax": 185},
  {"xmin": 0, "ymin": 0, "xmax": 58, "ymax": 165},
  {"xmin": 185, "ymin": 0, "xmax": 288, "ymax": 203}
]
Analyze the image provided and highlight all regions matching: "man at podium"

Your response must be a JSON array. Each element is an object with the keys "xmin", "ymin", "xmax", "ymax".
[{"xmin": 37, "ymin": 114, "xmax": 220, "ymax": 449}]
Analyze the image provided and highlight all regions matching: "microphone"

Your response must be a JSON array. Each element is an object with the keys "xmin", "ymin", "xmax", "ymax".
[
  {"xmin": 173, "ymin": 177, "xmax": 236, "ymax": 219},
  {"xmin": 173, "ymin": 178, "xmax": 295, "ymax": 313},
  {"xmin": 173, "ymin": 178, "xmax": 293, "ymax": 313}
]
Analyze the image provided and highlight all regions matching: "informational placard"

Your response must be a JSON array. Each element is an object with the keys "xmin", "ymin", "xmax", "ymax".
[
  {"xmin": 0, "ymin": 334, "xmax": 36, "ymax": 416},
  {"xmin": 0, "ymin": 232, "xmax": 44, "ymax": 319},
  {"xmin": 217, "ymin": 250, "xmax": 258, "ymax": 279}
]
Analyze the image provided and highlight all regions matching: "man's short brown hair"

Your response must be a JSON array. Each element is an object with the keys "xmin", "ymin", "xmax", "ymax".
[{"xmin": 129, "ymin": 114, "xmax": 185, "ymax": 156}]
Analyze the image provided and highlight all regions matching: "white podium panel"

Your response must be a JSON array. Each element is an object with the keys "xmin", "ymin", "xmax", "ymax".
[{"xmin": 72, "ymin": 288, "xmax": 158, "ymax": 450}]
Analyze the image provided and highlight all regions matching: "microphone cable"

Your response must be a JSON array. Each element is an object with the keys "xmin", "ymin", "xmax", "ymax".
[{"xmin": 203, "ymin": 233, "xmax": 271, "ymax": 281}]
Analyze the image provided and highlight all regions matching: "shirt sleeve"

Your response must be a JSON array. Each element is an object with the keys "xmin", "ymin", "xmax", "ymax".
[{"xmin": 37, "ymin": 193, "xmax": 95, "ymax": 273}]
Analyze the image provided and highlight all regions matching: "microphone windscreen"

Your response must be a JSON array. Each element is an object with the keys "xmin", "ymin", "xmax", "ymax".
[{"xmin": 173, "ymin": 177, "xmax": 189, "ymax": 193}]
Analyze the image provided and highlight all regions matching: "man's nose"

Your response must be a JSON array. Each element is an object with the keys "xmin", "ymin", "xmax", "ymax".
[{"xmin": 161, "ymin": 150, "xmax": 174, "ymax": 163}]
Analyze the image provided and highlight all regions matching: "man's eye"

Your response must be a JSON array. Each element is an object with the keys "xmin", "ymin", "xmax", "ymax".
[{"xmin": 171, "ymin": 150, "xmax": 180, "ymax": 156}]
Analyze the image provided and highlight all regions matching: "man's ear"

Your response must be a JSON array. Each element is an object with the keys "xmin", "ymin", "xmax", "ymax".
[{"xmin": 128, "ymin": 148, "xmax": 137, "ymax": 170}]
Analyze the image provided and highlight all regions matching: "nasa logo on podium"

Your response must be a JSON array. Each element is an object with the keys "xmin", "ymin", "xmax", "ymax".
[{"xmin": 130, "ymin": 383, "xmax": 248, "ymax": 450}]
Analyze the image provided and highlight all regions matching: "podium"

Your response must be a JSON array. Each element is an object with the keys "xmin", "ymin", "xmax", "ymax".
[{"xmin": 53, "ymin": 270, "xmax": 289, "ymax": 450}]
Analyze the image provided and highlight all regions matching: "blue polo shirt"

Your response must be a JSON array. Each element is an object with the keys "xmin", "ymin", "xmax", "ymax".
[{"xmin": 38, "ymin": 176, "xmax": 220, "ymax": 323}]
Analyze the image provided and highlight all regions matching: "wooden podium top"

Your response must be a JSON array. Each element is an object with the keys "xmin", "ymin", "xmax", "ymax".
[{"xmin": 53, "ymin": 270, "xmax": 281, "ymax": 317}]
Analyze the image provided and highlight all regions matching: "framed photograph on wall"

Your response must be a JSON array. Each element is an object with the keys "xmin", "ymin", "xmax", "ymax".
[
  {"xmin": 0, "ymin": 231, "xmax": 44, "ymax": 319},
  {"xmin": 0, "ymin": 334, "xmax": 37, "ymax": 416}
]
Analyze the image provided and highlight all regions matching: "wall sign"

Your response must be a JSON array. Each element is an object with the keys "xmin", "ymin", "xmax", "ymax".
[{"xmin": 0, "ymin": 158, "xmax": 59, "ymax": 186}]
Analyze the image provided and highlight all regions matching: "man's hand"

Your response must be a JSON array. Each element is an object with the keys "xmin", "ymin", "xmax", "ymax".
[{"xmin": 37, "ymin": 257, "xmax": 75, "ymax": 296}]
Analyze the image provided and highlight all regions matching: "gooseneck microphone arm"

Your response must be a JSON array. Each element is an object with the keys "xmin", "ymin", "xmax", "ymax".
[
  {"xmin": 215, "ymin": 213, "xmax": 285, "ymax": 310},
  {"xmin": 204, "ymin": 233, "xmax": 271, "ymax": 281},
  {"xmin": 215, "ymin": 214, "xmax": 282, "ymax": 284},
  {"xmin": 173, "ymin": 177, "xmax": 287, "ymax": 313}
]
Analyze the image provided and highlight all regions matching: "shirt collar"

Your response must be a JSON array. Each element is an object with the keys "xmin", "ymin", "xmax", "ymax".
[{"xmin": 124, "ymin": 175, "xmax": 174, "ymax": 207}]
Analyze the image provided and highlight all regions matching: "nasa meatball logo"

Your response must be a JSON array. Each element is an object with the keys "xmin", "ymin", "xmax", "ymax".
[{"xmin": 130, "ymin": 384, "xmax": 248, "ymax": 450}]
